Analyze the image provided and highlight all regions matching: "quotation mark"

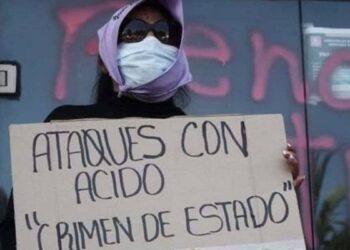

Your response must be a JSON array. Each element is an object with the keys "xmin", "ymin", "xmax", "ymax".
[
  {"xmin": 283, "ymin": 180, "xmax": 292, "ymax": 191},
  {"xmin": 25, "ymin": 211, "xmax": 41, "ymax": 230},
  {"xmin": 24, "ymin": 212, "xmax": 50, "ymax": 250}
]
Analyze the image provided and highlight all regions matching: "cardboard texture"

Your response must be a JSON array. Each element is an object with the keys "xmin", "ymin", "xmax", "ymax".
[{"xmin": 9, "ymin": 114, "xmax": 305, "ymax": 250}]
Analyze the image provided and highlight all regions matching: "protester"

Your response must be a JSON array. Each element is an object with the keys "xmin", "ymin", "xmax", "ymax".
[{"xmin": 0, "ymin": 0, "xmax": 302, "ymax": 249}]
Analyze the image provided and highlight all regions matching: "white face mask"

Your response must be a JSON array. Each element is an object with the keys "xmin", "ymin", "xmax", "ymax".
[{"xmin": 117, "ymin": 36, "xmax": 178, "ymax": 89}]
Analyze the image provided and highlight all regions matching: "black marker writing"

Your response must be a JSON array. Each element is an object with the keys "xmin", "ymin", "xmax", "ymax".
[
  {"xmin": 56, "ymin": 217, "xmax": 134, "ymax": 250},
  {"xmin": 184, "ymin": 191, "xmax": 289, "ymax": 236},
  {"xmin": 142, "ymin": 211, "xmax": 175, "ymax": 242},
  {"xmin": 82, "ymin": 129, "xmax": 112, "ymax": 167},
  {"xmin": 181, "ymin": 120, "xmax": 248, "ymax": 158},
  {"xmin": 75, "ymin": 163, "xmax": 165, "ymax": 204},
  {"xmin": 32, "ymin": 125, "xmax": 166, "ymax": 173},
  {"xmin": 138, "ymin": 125, "xmax": 166, "ymax": 159},
  {"xmin": 67, "ymin": 131, "xmax": 87, "ymax": 169},
  {"xmin": 24, "ymin": 212, "xmax": 50, "ymax": 250},
  {"xmin": 32, "ymin": 133, "xmax": 52, "ymax": 173}
]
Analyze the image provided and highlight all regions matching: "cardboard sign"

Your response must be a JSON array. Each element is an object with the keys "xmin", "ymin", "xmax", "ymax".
[{"xmin": 10, "ymin": 114, "xmax": 305, "ymax": 250}]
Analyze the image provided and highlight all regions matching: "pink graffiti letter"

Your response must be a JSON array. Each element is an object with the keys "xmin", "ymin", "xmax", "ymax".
[
  {"xmin": 251, "ymin": 32, "xmax": 305, "ymax": 103},
  {"xmin": 185, "ymin": 24, "xmax": 231, "ymax": 97},
  {"xmin": 55, "ymin": 1, "xmax": 126, "ymax": 100}
]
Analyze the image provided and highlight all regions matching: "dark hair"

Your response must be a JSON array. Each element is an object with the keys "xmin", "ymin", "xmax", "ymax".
[{"xmin": 93, "ymin": 76, "xmax": 114, "ymax": 104}]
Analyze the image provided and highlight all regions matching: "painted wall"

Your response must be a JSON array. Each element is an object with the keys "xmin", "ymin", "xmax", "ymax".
[{"xmin": 1, "ymin": 0, "xmax": 350, "ymax": 249}]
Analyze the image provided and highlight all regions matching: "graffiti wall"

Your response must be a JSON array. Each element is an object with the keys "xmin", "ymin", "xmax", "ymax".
[{"xmin": 1, "ymin": 0, "xmax": 350, "ymax": 249}]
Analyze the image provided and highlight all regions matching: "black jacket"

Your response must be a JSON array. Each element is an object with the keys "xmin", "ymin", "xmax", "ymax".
[{"xmin": 0, "ymin": 96, "xmax": 185, "ymax": 250}]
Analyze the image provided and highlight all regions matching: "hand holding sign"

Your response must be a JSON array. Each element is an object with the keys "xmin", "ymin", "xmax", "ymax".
[{"xmin": 283, "ymin": 144, "xmax": 305, "ymax": 188}]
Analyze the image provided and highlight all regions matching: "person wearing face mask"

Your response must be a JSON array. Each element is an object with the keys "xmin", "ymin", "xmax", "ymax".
[
  {"xmin": 43, "ymin": 0, "xmax": 191, "ymax": 121},
  {"xmin": 0, "ymin": 1, "xmax": 191, "ymax": 249},
  {"xmin": 0, "ymin": 0, "xmax": 302, "ymax": 249}
]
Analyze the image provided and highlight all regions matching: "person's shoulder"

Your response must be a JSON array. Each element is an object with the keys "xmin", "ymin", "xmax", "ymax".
[
  {"xmin": 44, "ymin": 101, "xmax": 187, "ymax": 122},
  {"xmin": 44, "ymin": 104, "xmax": 102, "ymax": 122}
]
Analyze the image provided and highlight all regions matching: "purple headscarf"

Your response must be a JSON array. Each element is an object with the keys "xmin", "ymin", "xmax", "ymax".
[{"xmin": 98, "ymin": 0, "xmax": 192, "ymax": 103}]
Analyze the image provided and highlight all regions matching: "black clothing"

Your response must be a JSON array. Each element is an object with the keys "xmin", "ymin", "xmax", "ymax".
[
  {"xmin": 0, "ymin": 193, "xmax": 14, "ymax": 250},
  {"xmin": 44, "ymin": 95, "xmax": 185, "ymax": 121},
  {"xmin": 0, "ymin": 96, "xmax": 185, "ymax": 250}
]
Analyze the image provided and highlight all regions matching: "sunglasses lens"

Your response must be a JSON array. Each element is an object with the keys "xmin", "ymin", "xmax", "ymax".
[
  {"xmin": 153, "ymin": 21, "xmax": 170, "ymax": 43},
  {"xmin": 120, "ymin": 20, "xmax": 148, "ymax": 43},
  {"xmin": 168, "ymin": 21, "xmax": 181, "ymax": 46},
  {"xmin": 119, "ymin": 19, "xmax": 181, "ymax": 46}
]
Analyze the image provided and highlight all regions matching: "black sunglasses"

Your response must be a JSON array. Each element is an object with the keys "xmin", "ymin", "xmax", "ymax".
[{"xmin": 118, "ymin": 18, "xmax": 181, "ymax": 46}]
